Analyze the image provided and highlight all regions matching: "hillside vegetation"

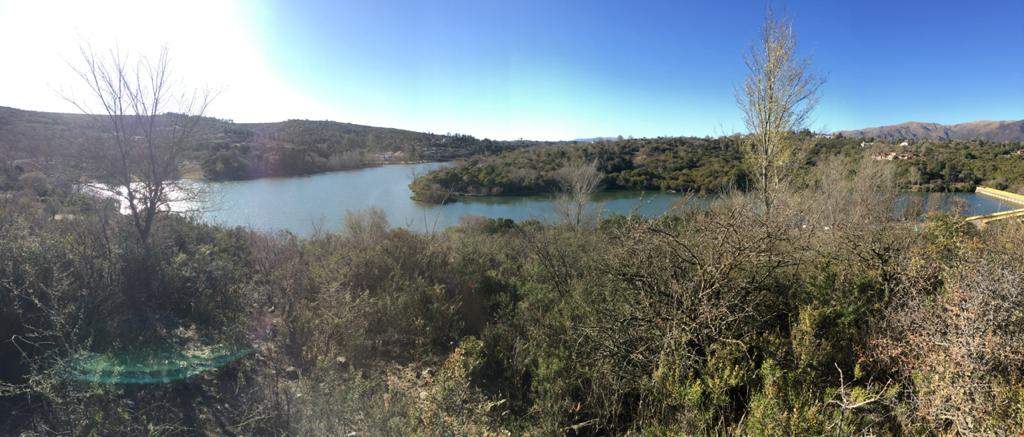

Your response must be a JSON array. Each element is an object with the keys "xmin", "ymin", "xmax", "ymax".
[
  {"xmin": 410, "ymin": 132, "xmax": 1024, "ymax": 202},
  {"xmin": 0, "ymin": 106, "xmax": 553, "ymax": 181}
]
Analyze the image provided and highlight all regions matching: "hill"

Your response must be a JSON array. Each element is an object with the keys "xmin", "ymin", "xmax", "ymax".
[
  {"xmin": 410, "ymin": 132, "xmax": 1024, "ymax": 202},
  {"xmin": 0, "ymin": 106, "xmax": 549, "ymax": 180},
  {"xmin": 839, "ymin": 120, "xmax": 1024, "ymax": 142}
]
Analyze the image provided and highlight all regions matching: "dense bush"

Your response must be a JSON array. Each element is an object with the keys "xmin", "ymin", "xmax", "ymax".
[{"xmin": 0, "ymin": 197, "xmax": 268, "ymax": 434}]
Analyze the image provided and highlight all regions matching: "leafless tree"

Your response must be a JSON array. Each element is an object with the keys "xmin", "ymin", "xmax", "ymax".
[
  {"xmin": 554, "ymin": 160, "xmax": 602, "ymax": 229},
  {"xmin": 64, "ymin": 45, "xmax": 213, "ymax": 245},
  {"xmin": 737, "ymin": 10, "xmax": 824, "ymax": 216}
]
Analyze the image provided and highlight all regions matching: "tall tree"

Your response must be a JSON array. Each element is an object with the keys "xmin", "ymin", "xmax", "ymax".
[
  {"xmin": 737, "ymin": 10, "xmax": 823, "ymax": 215},
  {"xmin": 555, "ymin": 160, "xmax": 602, "ymax": 229},
  {"xmin": 66, "ymin": 46, "xmax": 212, "ymax": 244}
]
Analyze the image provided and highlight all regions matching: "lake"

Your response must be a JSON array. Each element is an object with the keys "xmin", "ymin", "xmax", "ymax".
[{"xmin": 194, "ymin": 162, "xmax": 1018, "ymax": 236}]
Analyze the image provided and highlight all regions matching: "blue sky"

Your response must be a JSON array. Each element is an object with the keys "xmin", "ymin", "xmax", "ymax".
[
  {"xmin": 250, "ymin": 0, "xmax": 1024, "ymax": 139},
  {"xmin": 1, "ymin": 0, "xmax": 1022, "ymax": 139}
]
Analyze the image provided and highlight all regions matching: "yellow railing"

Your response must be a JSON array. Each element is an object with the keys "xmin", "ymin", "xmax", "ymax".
[
  {"xmin": 966, "ymin": 186, "xmax": 1024, "ymax": 226},
  {"xmin": 965, "ymin": 208, "xmax": 1024, "ymax": 225},
  {"xmin": 975, "ymin": 186, "xmax": 1024, "ymax": 206}
]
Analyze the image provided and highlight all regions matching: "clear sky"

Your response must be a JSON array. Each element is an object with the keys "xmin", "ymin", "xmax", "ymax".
[{"xmin": 0, "ymin": 0, "xmax": 1021, "ymax": 140}]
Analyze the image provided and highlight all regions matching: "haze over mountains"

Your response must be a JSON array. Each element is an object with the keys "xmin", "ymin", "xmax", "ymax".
[{"xmin": 839, "ymin": 120, "xmax": 1024, "ymax": 142}]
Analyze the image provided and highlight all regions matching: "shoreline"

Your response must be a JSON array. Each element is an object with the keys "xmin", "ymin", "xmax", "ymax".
[{"xmin": 190, "ymin": 159, "xmax": 450, "ymax": 183}]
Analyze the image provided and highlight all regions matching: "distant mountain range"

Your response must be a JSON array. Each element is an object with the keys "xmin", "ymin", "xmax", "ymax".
[
  {"xmin": 572, "ymin": 136, "xmax": 624, "ymax": 143},
  {"xmin": 839, "ymin": 120, "xmax": 1024, "ymax": 142}
]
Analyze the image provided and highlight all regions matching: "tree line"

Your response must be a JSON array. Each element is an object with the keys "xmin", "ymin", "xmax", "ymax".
[
  {"xmin": 410, "ymin": 133, "xmax": 1024, "ymax": 203},
  {"xmin": 0, "ymin": 106, "xmax": 551, "ymax": 182}
]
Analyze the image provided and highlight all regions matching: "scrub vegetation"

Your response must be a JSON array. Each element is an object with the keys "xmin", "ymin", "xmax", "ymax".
[{"xmin": 4, "ymin": 158, "xmax": 1024, "ymax": 435}]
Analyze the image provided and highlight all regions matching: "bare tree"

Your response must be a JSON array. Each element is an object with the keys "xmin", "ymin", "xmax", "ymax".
[
  {"xmin": 554, "ymin": 160, "xmax": 602, "ymax": 229},
  {"xmin": 737, "ymin": 10, "xmax": 823, "ymax": 216},
  {"xmin": 65, "ymin": 46, "xmax": 212, "ymax": 245}
]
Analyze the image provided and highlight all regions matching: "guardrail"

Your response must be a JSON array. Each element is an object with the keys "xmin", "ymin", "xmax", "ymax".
[
  {"xmin": 966, "ymin": 186, "xmax": 1024, "ymax": 227},
  {"xmin": 975, "ymin": 186, "xmax": 1024, "ymax": 206}
]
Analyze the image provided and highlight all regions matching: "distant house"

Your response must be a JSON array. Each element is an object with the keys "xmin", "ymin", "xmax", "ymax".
[
  {"xmin": 899, "ymin": 141, "xmax": 910, "ymax": 147},
  {"xmin": 378, "ymin": 150, "xmax": 406, "ymax": 162},
  {"xmin": 873, "ymin": 151, "xmax": 919, "ymax": 161},
  {"xmin": 1000, "ymin": 149, "xmax": 1024, "ymax": 159}
]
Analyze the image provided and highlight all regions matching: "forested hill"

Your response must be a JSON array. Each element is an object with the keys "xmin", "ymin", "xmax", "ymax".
[
  {"xmin": 839, "ymin": 120, "xmax": 1024, "ymax": 142},
  {"xmin": 410, "ymin": 133, "xmax": 1024, "ymax": 202},
  {"xmin": 0, "ymin": 106, "xmax": 554, "ymax": 180},
  {"xmin": 410, "ymin": 135, "xmax": 753, "ymax": 202}
]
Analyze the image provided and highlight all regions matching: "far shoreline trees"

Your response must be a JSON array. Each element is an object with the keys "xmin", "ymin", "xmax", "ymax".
[{"xmin": 408, "ymin": 133, "xmax": 1024, "ymax": 203}]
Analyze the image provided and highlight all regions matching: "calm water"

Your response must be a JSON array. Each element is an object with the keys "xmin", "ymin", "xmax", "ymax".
[{"xmin": 194, "ymin": 162, "xmax": 1018, "ymax": 236}]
